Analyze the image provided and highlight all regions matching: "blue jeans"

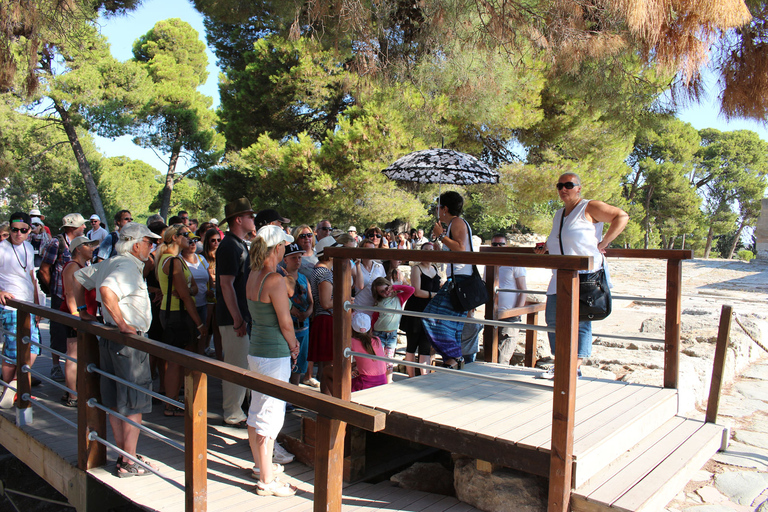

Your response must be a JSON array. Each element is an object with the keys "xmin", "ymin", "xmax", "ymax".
[
  {"xmin": 374, "ymin": 330, "xmax": 398, "ymax": 350},
  {"xmin": 545, "ymin": 294, "xmax": 593, "ymax": 359}
]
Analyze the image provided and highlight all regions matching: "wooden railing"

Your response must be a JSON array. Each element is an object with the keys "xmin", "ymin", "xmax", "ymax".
[
  {"xmin": 6, "ymin": 297, "xmax": 386, "ymax": 512},
  {"xmin": 324, "ymin": 246, "xmax": 693, "ymax": 512}
]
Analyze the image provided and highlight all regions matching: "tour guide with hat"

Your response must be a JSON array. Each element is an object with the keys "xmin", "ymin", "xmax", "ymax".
[
  {"xmin": 39, "ymin": 212, "xmax": 87, "ymax": 382},
  {"xmin": 73, "ymin": 222, "xmax": 162, "ymax": 477},
  {"xmin": 254, "ymin": 209, "xmax": 291, "ymax": 230},
  {"xmin": 0, "ymin": 212, "xmax": 42, "ymax": 398},
  {"xmin": 216, "ymin": 198, "xmax": 257, "ymax": 428}
]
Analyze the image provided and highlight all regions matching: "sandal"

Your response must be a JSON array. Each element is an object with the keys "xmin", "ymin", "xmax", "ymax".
[
  {"xmin": 117, "ymin": 460, "xmax": 152, "ymax": 478},
  {"xmin": 251, "ymin": 463, "xmax": 284, "ymax": 480},
  {"xmin": 441, "ymin": 357, "xmax": 465, "ymax": 370},
  {"xmin": 255, "ymin": 478, "xmax": 297, "ymax": 497},
  {"xmin": 60, "ymin": 393, "xmax": 78, "ymax": 407},
  {"xmin": 164, "ymin": 405, "xmax": 184, "ymax": 417}
]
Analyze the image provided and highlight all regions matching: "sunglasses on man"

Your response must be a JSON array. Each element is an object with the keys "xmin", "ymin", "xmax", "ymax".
[
  {"xmin": 491, "ymin": 242, "xmax": 506, "ymax": 247},
  {"xmin": 11, "ymin": 227, "xmax": 29, "ymax": 234},
  {"xmin": 556, "ymin": 182, "xmax": 578, "ymax": 190}
]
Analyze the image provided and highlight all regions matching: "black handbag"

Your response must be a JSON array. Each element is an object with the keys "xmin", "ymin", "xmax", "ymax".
[
  {"xmin": 558, "ymin": 208, "xmax": 612, "ymax": 321},
  {"xmin": 448, "ymin": 219, "xmax": 489, "ymax": 311}
]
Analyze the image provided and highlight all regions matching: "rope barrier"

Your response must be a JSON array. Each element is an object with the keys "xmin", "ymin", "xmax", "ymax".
[
  {"xmin": 20, "ymin": 393, "xmax": 77, "ymax": 429},
  {"xmin": 496, "ymin": 288, "xmax": 667, "ymax": 303},
  {"xmin": 22, "ymin": 365, "xmax": 75, "ymax": 397},
  {"xmin": 87, "ymin": 364, "xmax": 183, "ymax": 409},
  {"xmin": 342, "ymin": 348, "xmax": 552, "ymax": 389},
  {"xmin": 86, "ymin": 430, "xmax": 183, "ymax": 489},
  {"xmin": 21, "ymin": 337, "xmax": 76, "ymax": 364},
  {"xmin": 87, "ymin": 399, "xmax": 184, "ymax": 452},
  {"xmin": 346, "ymin": 302, "xmax": 664, "ymax": 343}
]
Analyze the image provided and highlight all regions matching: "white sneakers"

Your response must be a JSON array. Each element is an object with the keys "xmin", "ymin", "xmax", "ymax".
[{"xmin": 273, "ymin": 442, "xmax": 295, "ymax": 464}]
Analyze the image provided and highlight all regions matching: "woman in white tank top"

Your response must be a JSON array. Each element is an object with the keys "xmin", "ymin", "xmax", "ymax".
[
  {"xmin": 421, "ymin": 191, "xmax": 475, "ymax": 369},
  {"xmin": 534, "ymin": 172, "xmax": 629, "ymax": 379}
]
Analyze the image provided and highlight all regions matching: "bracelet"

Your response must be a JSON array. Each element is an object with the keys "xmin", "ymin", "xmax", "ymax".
[
  {"xmin": 234, "ymin": 322, "xmax": 244, "ymax": 330},
  {"xmin": 197, "ymin": 323, "xmax": 204, "ymax": 330},
  {"xmin": 77, "ymin": 305, "xmax": 87, "ymax": 311}
]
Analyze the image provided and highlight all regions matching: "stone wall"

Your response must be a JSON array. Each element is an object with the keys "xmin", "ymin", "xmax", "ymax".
[{"xmin": 756, "ymin": 198, "xmax": 768, "ymax": 259}]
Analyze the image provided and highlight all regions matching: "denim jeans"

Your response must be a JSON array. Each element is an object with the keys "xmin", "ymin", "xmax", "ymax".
[{"xmin": 545, "ymin": 294, "xmax": 593, "ymax": 359}]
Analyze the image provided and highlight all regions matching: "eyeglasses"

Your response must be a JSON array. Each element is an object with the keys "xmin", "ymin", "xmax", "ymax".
[
  {"xmin": 298, "ymin": 233, "xmax": 314, "ymax": 239},
  {"xmin": 491, "ymin": 242, "xmax": 506, "ymax": 247},
  {"xmin": 319, "ymin": 226, "xmax": 333, "ymax": 231},
  {"xmin": 211, "ymin": 238, "xmax": 221, "ymax": 243},
  {"xmin": 366, "ymin": 233, "xmax": 382, "ymax": 239},
  {"xmin": 90, "ymin": 220, "xmax": 99, "ymax": 223},
  {"xmin": 11, "ymin": 227, "xmax": 29, "ymax": 234},
  {"xmin": 556, "ymin": 182, "xmax": 577, "ymax": 190},
  {"xmin": 122, "ymin": 217, "xmax": 133, "ymax": 222},
  {"xmin": 179, "ymin": 231, "xmax": 191, "ymax": 238},
  {"xmin": 180, "ymin": 216, "xmax": 189, "ymax": 220}
]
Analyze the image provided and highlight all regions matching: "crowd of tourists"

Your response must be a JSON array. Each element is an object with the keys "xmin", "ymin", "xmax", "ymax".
[{"xmin": 0, "ymin": 173, "xmax": 628, "ymax": 496}]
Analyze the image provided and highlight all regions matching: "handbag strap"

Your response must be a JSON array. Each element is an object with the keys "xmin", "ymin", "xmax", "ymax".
[
  {"xmin": 449, "ymin": 217, "xmax": 476, "ymax": 280},
  {"xmin": 164, "ymin": 256, "xmax": 186, "ymax": 318},
  {"xmin": 558, "ymin": 208, "xmax": 565, "ymax": 256}
]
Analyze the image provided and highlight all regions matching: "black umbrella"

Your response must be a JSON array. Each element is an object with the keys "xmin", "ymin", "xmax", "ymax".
[{"xmin": 382, "ymin": 148, "xmax": 500, "ymax": 185}]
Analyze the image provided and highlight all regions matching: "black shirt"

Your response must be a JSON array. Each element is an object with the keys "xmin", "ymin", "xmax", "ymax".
[{"xmin": 215, "ymin": 231, "xmax": 250, "ymax": 326}]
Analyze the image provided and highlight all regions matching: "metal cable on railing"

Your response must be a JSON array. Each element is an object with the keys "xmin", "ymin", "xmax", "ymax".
[
  {"xmin": 21, "ymin": 365, "xmax": 76, "ymax": 397},
  {"xmin": 87, "ymin": 399, "xmax": 184, "ymax": 452},
  {"xmin": 86, "ymin": 430, "xmax": 183, "ymax": 488},
  {"xmin": 342, "ymin": 347, "xmax": 552, "ymax": 389},
  {"xmin": 19, "ymin": 393, "xmax": 77, "ymax": 429},
  {"xmin": 20, "ymin": 336, "xmax": 76, "ymax": 364},
  {"xmin": 346, "ymin": 302, "xmax": 665, "ymax": 344},
  {"xmin": 496, "ymin": 288, "xmax": 667, "ymax": 303},
  {"xmin": 87, "ymin": 364, "xmax": 183, "ymax": 410}
]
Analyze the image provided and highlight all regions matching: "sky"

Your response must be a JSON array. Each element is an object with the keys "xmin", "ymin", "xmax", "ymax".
[{"xmin": 94, "ymin": 0, "xmax": 768, "ymax": 175}]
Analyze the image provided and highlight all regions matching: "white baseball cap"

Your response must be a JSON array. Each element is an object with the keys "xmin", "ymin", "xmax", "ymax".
[
  {"xmin": 257, "ymin": 224, "xmax": 294, "ymax": 248},
  {"xmin": 119, "ymin": 222, "xmax": 162, "ymax": 242},
  {"xmin": 315, "ymin": 235, "xmax": 342, "ymax": 257},
  {"xmin": 351, "ymin": 313, "xmax": 371, "ymax": 334},
  {"xmin": 89, "ymin": 214, "xmax": 101, "ymax": 222}
]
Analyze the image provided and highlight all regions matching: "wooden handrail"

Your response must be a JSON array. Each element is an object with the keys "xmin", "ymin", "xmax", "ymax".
[{"xmin": 479, "ymin": 246, "xmax": 694, "ymax": 260}]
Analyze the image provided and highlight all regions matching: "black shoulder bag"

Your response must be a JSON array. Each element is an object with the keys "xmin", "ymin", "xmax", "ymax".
[
  {"xmin": 449, "ymin": 219, "xmax": 489, "ymax": 311},
  {"xmin": 558, "ymin": 208, "xmax": 612, "ymax": 321}
]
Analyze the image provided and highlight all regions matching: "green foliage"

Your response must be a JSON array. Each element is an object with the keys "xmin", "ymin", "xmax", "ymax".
[
  {"xmin": 737, "ymin": 249, "xmax": 755, "ymax": 261},
  {"xmin": 96, "ymin": 156, "xmax": 162, "ymax": 222}
]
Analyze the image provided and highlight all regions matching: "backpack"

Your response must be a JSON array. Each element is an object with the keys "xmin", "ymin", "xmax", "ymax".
[{"xmin": 37, "ymin": 235, "xmax": 66, "ymax": 296}]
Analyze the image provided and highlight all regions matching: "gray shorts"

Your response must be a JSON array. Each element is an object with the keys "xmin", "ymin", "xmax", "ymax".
[{"xmin": 98, "ymin": 337, "xmax": 152, "ymax": 416}]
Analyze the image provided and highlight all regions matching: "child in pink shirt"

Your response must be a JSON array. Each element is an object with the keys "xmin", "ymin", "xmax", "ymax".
[{"xmin": 350, "ymin": 313, "xmax": 387, "ymax": 392}]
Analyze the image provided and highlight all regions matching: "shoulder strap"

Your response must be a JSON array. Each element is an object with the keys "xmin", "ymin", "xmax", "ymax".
[
  {"xmin": 257, "ymin": 271, "xmax": 276, "ymax": 301},
  {"xmin": 449, "ymin": 218, "xmax": 474, "ymax": 279},
  {"xmin": 558, "ymin": 209, "xmax": 565, "ymax": 256},
  {"xmin": 165, "ymin": 256, "xmax": 182, "ymax": 318}
]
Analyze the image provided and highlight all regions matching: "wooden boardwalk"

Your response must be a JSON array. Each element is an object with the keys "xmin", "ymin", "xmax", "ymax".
[{"xmin": 0, "ymin": 332, "xmax": 480, "ymax": 512}]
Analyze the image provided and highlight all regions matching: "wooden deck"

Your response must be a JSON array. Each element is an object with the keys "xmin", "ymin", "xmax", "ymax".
[
  {"xmin": 0, "ymin": 342, "xmax": 480, "ymax": 512},
  {"xmin": 351, "ymin": 362, "xmax": 681, "ymax": 486}
]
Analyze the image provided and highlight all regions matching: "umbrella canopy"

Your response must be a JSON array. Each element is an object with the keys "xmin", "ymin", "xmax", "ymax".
[{"xmin": 382, "ymin": 148, "xmax": 499, "ymax": 185}]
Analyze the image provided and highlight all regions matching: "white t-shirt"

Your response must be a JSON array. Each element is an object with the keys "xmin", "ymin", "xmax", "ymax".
[
  {"xmin": 497, "ymin": 266, "xmax": 526, "ymax": 312},
  {"xmin": 185, "ymin": 254, "xmax": 210, "ymax": 307},
  {"xmin": 0, "ymin": 240, "xmax": 36, "ymax": 304},
  {"xmin": 87, "ymin": 226, "xmax": 108, "ymax": 243},
  {"xmin": 354, "ymin": 261, "xmax": 386, "ymax": 309}
]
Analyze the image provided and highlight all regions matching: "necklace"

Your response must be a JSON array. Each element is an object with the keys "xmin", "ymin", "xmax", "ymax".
[{"xmin": 10, "ymin": 241, "xmax": 28, "ymax": 271}]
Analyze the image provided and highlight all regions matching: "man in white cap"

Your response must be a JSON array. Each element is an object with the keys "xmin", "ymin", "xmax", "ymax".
[
  {"xmin": 73, "ymin": 222, "xmax": 161, "ymax": 477},
  {"xmin": 38, "ymin": 213, "xmax": 86, "ymax": 382},
  {"xmin": 86, "ymin": 214, "xmax": 108, "ymax": 243},
  {"xmin": 347, "ymin": 226, "xmax": 361, "ymax": 244}
]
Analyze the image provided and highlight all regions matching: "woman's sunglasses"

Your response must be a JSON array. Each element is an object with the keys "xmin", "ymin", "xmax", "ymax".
[
  {"xmin": 11, "ymin": 227, "xmax": 29, "ymax": 234},
  {"xmin": 210, "ymin": 238, "xmax": 221, "ymax": 243},
  {"xmin": 556, "ymin": 182, "xmax": 577, "ymax": 190},
  {"xmin": 298, "ymin": 233, "xmax": 314, "ymax": 239},
  {"xmin": 366, "ymin": 233, "xmax": 382, "ymax": 239}
]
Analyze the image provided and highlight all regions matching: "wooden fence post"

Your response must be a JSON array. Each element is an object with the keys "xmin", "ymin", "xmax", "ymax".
[
  {"xmin": 185, "ymin": 369, "xmax": 208, "ymax": 512},
  {"xmin": 15, "ymin": 310, "xmax": 32, "ymax": 410},
  {"xmin": 664, "ymin": 259, "xmax": 683, "ymax": 389},
  {"xmin": 705, "ymin": 305, "xmax": 733, "ymax": 424},
  {"xmin": 77, "ymin": 330, "xmax": 106, "ymax": 469},
  {"xmin": 548, "ymin": 269, "xmax": 579, "ymax": 512},
  {"xmin": 483, "ymin": 263, "xmax": 499, "ymax": 363}
]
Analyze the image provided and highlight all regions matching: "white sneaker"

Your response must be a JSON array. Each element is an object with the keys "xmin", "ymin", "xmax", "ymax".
[
  {"xmin": 537, "ymin": 366, "xmax": 555, "ymax": 380},
  {"xmin": 51, "ymin": 365, "xmax": 64, "ymax": 382},
  {"xmin": 301, "ymin": 377, "xmax": 320, "ymax": 388},
  {"xmin": 273, "ymin": 442, "xmax": 295, "ymax": 464}
]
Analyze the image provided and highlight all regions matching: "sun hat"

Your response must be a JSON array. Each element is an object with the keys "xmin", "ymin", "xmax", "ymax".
[
  {"xmin": 255, "ymin": 209, "xmax": 291, "ymax": 228},
  {"xmin": 220, "ymin": 198, "xmax": 255, "ymax": 226},
  {"xmin": 119, "ymin": 222, "xmax": 162, "ymax": 242},
  {"xmin": 348, "ymin": 226, "xmax": 357, "ymax": 232},
  {"xmin": 315, "ymin": 235, "xmax": 342, "ymax": 257},
  {"xmin": 283, "ymin": 242, "xmax": 305, "ymax": 257},
  {"xmin": 61, "ymin": 213, "xmax": 86, "ymax": 229},
  {"xmin": 31, "ymin": 217, "xmax": 43, "ymax": 226},
  {"xmin": 69, "ymin": 235, "xmax": 99, "ymax": 253},
  {"xmin": 28, "ymin": 209, "xmax": 44, "ymax": 220},
  {"xmin": 351, "ymin": 313, "xmax": 371, "ymax": 334},
  {"xmin": 89, "ymin": 214, "xmax": 101, "ymax": 222},
  {"xmin": 209, "ymin": 218, "xmax": 218, "ymax": 225},
  {"xmin": 257, "ymin": 225, "xmax": 294, "ymax": 248}
]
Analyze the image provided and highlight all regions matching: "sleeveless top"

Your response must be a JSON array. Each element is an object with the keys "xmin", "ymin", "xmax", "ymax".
[
  {"xmin": 59, "ymin": 260, "xmax": 97, "ymax": 316},
  {"xmin": 158, "ymin": 253, "xmax": 193, "ymax": 311},
  {"xmin": 404, "ymin": 265, "xmax": 440, "ymax": 313},
  {"xmin": 545, "ymin": 199, "xmax": 604, "ymax": 295},
  {"xmin": 248, "ymin": 271, "xmax": 290, "ymax": 359},
  {"xmin": 443, "ymin": 217, "xmax": 473, "ymax": 276}
]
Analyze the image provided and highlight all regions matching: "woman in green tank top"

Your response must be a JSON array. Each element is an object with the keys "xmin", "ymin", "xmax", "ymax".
[{"xmin": 244, "ymin": 225, "xmax": 300, "ymax": 497}]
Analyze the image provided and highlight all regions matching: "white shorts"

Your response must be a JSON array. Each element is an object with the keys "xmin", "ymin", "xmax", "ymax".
[{"xmin": 246, "ymin": 355, "xmax": 291, "ymax": 439}]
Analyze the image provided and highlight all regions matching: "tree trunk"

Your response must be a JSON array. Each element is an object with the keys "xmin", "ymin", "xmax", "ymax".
[
  {"xmin": 703, "ymin": 225, "xmax": 715, "ymax": 258},
  {"xmin": 727, "ymin": 220, "xmax": 747, "ymax": 260},
  {"xmin": 681, "ymin": 233, "xmax": 686, "ymax": 251},
  {"xmin": 159, "ymin": 142, "xmax": 182, "ymax": 221},
  {"xmin": 53, "ymin": 99, "xmax": 108, "ymax": 224}
]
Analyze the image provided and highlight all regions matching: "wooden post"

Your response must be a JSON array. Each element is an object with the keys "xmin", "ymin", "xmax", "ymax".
[
  {"xmin": 315, "ymin": 256, "xmax": 352, "ymax": 512},
  {"xmin": 77, "ymin": 330, "xmax": 106, "ymax": 469},
  {"xmin": 484, "ymin": 263, "xmax": 499, "ymax": 363},
  {"xmin": 185, "ymin": 369, "xmax": 208, "ymax": 512},
  {"xmin": 705, "ymin": 305, "xmax": 733, "ymax": 424},
  {"xmin": 664, "ymin": 259, "xmax": 683, "ymax": 389},
  {"xmin": 15, "ymin": 310, "xmax": 32, "ymax": 409},
  {"xmin": 548, "ymin": 269, "xmax": 579, "ymax": 512},
  {"xmin": 524, "ymin": 310, "xmax": 539, "ymax": 368}
]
